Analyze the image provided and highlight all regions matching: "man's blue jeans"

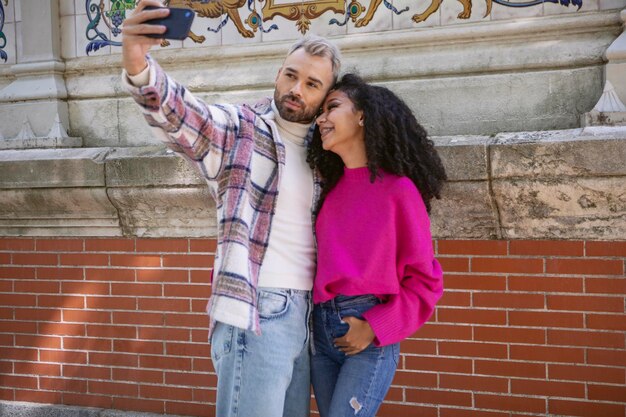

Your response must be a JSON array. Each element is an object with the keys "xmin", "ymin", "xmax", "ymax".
[
  {"xmin": 311, "ymin": 295, "xmax": 400, "ymax": 417},
  {"xmin": 210, "ymin": 288, "xmax": 312, "ymax": 417}
]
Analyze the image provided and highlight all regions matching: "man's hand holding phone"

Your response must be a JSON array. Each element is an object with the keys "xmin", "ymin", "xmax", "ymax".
[{"xmin": 122, "ymin": 0, "xmax": 170, "ymax": 76}]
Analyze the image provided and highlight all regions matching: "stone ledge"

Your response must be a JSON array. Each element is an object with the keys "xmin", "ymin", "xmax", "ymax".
[
  {"xmin": 0, "ymin": 128, "xmax": 624, "ymax": 240},
  {"xmin": 0, "ymin": 400, "xmax": 184, "ymax": 417}
]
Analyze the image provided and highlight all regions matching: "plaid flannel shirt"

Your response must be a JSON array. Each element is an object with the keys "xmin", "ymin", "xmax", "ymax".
[{"xmin": 123, "ymin": 57, "xmax": 321, "ymax": 335}]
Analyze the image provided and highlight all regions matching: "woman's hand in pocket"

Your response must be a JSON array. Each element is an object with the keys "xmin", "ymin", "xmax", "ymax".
[{"xmin": 334, "ymin": 316, "xmax": 376, "ymax": 355}]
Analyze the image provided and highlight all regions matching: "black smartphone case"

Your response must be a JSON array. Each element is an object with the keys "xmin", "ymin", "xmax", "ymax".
[{"xmin": 144, "ymin": 7, "xmax": 195, "ymax": 40}]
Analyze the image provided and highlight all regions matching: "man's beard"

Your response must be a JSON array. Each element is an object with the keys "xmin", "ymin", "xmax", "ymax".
[{"xmin": 274, "ymin": 91, "xmax": 318, "ymax": 123}]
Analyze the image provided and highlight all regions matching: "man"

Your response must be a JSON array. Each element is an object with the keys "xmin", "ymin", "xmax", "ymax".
[{"xmin": 121, "ymin": 2, "xmax": 341, "ymax": 416}]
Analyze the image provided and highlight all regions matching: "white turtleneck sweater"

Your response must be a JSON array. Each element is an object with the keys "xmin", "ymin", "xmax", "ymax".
[{"xmin": 127, "ymin": 67, "xmax": 315, "ymax": 291}]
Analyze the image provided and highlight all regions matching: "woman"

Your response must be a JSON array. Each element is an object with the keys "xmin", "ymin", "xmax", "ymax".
[{"xmin": 307, "ymin": 74, "xmax": 447, "ymax": 417}]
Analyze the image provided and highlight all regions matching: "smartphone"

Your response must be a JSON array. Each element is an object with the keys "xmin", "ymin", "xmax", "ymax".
[{"xmin": 144, "ymin": 6, "xmax": 195, "ymax": 40}]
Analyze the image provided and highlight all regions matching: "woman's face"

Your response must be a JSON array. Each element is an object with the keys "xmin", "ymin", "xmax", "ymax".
[{"xmin": 316, "ymin": 90, "xmax": 365, "ymax": 162}]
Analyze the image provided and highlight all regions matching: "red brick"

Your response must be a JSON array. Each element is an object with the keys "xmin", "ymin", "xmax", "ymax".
[
  {"xmin": 89, "ymin": 352, "xmax": 138, "ymax": 367},
  {"xmin": 164, "ymin": 283, "xmax": 211, "ymax": 299},
  {"xmin": 588, "ymin": 384, "xmax": 626, "ymax": 402},
  {"xmin": 112, "ymin": 397, "xmax": 164, "ymax": 414},
  {"xmin": 409, "ymin": 323, "xmax": 472, "ymax": 340},
  {"xmin": 377, "ymin": 403, "xmax": 437, "ymax": 417},
  {"xmin": 546, "ymin": 258, "xmax": 623, "ymax": 276},
  {"xmin": 439, "ymin": 374, "xmax": 508, "ymax": 393},
  {"xmin": 510, "ymin": 344, "xmax": 584, "ymax": 363},
  {"xmin": 138, "ymin": 297, "xmax": 190, "ymax": 312},
  {"xmin": 0, "ymin": 320, "xmax": 37, "ymax": 334},
  {"xmin": 475, "ymin": 394, "xmax": 546, "ymax": 413},
  {"xmin": 189, "ymin": 239, "xmax": 217, "ymax": 253},
  {"xmin": 472, "ymin": 257, "xmax": 545, "ymax": 274},
  {"xmin": 475, "ymin": 360, "xmax": 545, "ymax": 378},
  {"xmin": 15, "ymin": 335, "xmax": 61, "ymax": 349},
  {"xmin": 404, "ymin": 356, "xmax": 472, "ymax": 373},
  {"xmin": 191, "ymin": 299, "xmax": 209, "ymax": 313},
  {"xmin": 510, "ymin": 240, "xmax": 583, "ymax": 256},
  {"xmin": 62, "ymin": 281, "xmax": 109, "ymax": 295},
  {"xmin": 39, "ymin": 323, "xmax": 85, "ymax": 336},
  {"xmin": 37, "ymin": 267, "xmax": 83, "ymax": 280},
  {"xmin": 63, "ymin": 337, "xmax": 112, "ymax": 352},
  {"xmin": 137, "ymin": 269, "xmax": 189, "ymax": 283},
  {"xmin": 443, "ymin": 274, "xmax": 506, "ymax": 291},
  {"xmin": 63, "ymin": 364, "xmax": 111, "ymax": 380},
  {"xmin": 166, "ymin": 401, "xmax": 213, "ymax": 417},
  {"xmin": 439, "ymin": 341, "xmax": 507, "ymax": 359},
  {"xmin": 165, "ymin": 371, "xmax": 213, "ymax": 388},
  {"xmin": 85, "ymin": 238, "xmax": 135, "ymax": 252},
  {"xmin": 39, "ymin": 377, "xmax": 87, "ymax": 392},
  {"xmin": 63, "ymin": 309, "xmax": 111, "ymax": 324},
  {"xmin": 15, "ymin": 389, "xmax": 62, "ymax": 403},
  {"xmin": 13, "ymin": 362, "xmax": 61, "ymax": 376},
  {"xmin": 0, "ymin": 306, "xmax": 12, "ymax": 319},
  {"xmin": 190, "ymin": 269, "xmax": 212, "ymax": 284},
  {"xmin": 474, "ymin": 292, "xmax": 545, "ymax": 309},
  {"xmin": 14, "ymin": 280, "xmax": 59, "ymax": 294},
  {"xmin": 36, "ymin": 239, "xmax": 83, "ymax": 252},
  {"xmin": 165, "ymin": 342, "xmax": 207, "ymax": 357},
  {"xmin": 86, "ymin": 296, "xmax": 136, "ymax": 310},
  {"xmin": 587, "ymin": 348, "xmax": 626, "ymax": 366},
  {"xmin": 585, "ymin": 277, "xmax": 626, "ymax": 295},
  {"xmin": 192, "ymin": 387, "xmax": 216, "ymax": 403},
  {"xmin": 60, "ymin": 254, "xmax": 108, "ymax": 267},
  {"xmin": 138, "ymin": 327, "xmax": 190, "ymax": 342},
  {"xmin": 16, "ymin": 306, "xmax": 62, "ymax": 322},
  {"xmin": 549, "ymin": 364, "xmax": 625, "ymax": 384},
  {"xmin": 440, "ymin": 408, "xmax": 508, "ymax": 417},
  {"xmin": 586, "ymin": 313, "xmax": 626, "ymax": 331},
  {"xmin": 111, "ymin": 283, "xmax": 162, "ymax": 296},
  {"xmin": 437, "ymin": 257, "xmax": 469, "ymax": 272},
  {"xmin": 508, "ymin": 311, "xmax": 584, "ymax": 328},
  {"xmin": 113, "ymin": 311, "xmax": 164, "ymax": 326},
  {"xmin": 86, "ymin": 268, "xmax": 135, "ymax": 281},
  {"xmin": 508, "ymin": 275, "xmax": 583, "ymax": 293},
  {"xmin": 39, "ymin": 349, "xmax": 87, "ymax": 364},
  {"xmin": 549, "ymin": 399, "xmax": 625, "ymax": 417},
  {"xmin": 511, "ymin": 378, "xmax": 584, "ymax": 398},
  {"xmin": 86, "ymin": 324, "xmax": 136, "ymax": 339},
  {"xmin": 392, "ymin": 370, "xmax": 438, "ymax": 388},
  {"xmin": 0, "ymin": 293, "xmax": 37, "ymax": 306},
  {"xmin": 191, "ymin": 329, "xmax": 209, "ymax": 343},
  {"xmin": 399, "ymin": 339, "xmax": 437, "ymax": 355},
  {"xmin": 0, "ymin": 267, "xmax": 36, "ymax": 279},
  {"xmin": 438, "ymin": 291, "xmax": 471, "ymax": 307},
  {"xmin": 137, "ymin": 239, "xmax": 189, "ymax": 253},
  {"xmin": 0, "ymin": 375, "xmax": 38, "ymax": 389},
  {"xmin": 438, "ymin": 240, "xmax": 508, "ymax": 256},
  {"xmin": 0, "ymin": 388, "xmax": 13, "ymax": 401},
  {"xmin": 38, "ymin": 295, "xmax": 84, "ymax": 309},
  {"xmin": 474, "ymin": 326, "xmax": 545, "ymax": 344},
  {"xmin": 0, "ymin": 334, "xmax": 13, "ymax": 346},
  {"xmin": 89, "ymin": 380, "xmax": 139, "ymax": 396},
  {"xmin": 63, "ymin": 393, "xmax": 112, "ymax": 408},
  {"xmin": 437, "ymin": 307, "xmax": 506, "ymax": 325},
  {"xmin": 405, "ymin": 388, "xmax": 472, "ymax": 407},
  {"xmin": 0, "ymin": 347, "xmax": 37, "ymax": 361},
  {"xmin": 112, "ymin": 367, "xmax": 163, "ymax": 384},
  {"xmin": 586, "ymin": 241, "xmax": 626, "ymax": 257},
  {"xmin": 0, "ymin": 239, "xmax": 34, "ymax": 251},
  {"xmin": 548, "ymin": 329, "xmax": 624, "ymax": 349},
  {"xmin": 547, "ymin": 295, "xmax": 623, "ymax": 312},
  {"xmin": 13, "ymin": 253, "xmax": 58, "ymax": 266},
  {"xmin": 110, "ymin": 254, "xmax": 161, "ymax": 267},
  {"xmin": 163, "ymin": 312, "xmax": 209, "ymax": 329},
  {"xmin": 0, "ymin": 253, "xmax": 10, "ymax": 264},
  {"xmin": 162, "ymin": 255, "xmax": 214, "ymax": 268},
  {"xmin": 114, "ymin": 339, "xmax": 163, "ymax": 355},
  {"xmin": 140, "ymin": 355, "xmax": 192, "ymax": 371}
]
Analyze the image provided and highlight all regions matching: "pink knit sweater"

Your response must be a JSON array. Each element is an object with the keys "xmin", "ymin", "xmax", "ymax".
[{"xmin": 314, "ymin": 167, "xmax": 444, "ymax": 346}]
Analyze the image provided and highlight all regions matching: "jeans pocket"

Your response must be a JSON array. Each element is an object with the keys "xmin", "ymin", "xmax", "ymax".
[
  {"xmin": 210, "ymin": 322, "xmax": 234, "ymax": 362},
  {"xmin": 258, "ymin": 290, "xmax": 289, "ymax": 320}
]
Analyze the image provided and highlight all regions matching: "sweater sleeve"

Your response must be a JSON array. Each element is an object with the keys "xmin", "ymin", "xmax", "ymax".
[
  {"xmin": 121, "ymin": 56, "xmax": 240, "ymax": 181},
  {"xmin": 362, "ymin": 184, "xmax": 444, "ymax": 346}
]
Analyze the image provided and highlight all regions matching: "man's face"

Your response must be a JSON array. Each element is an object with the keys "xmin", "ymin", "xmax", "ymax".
[{"xmin": 274, "ymin": 48, "xmax": 334, "ymax": 124}]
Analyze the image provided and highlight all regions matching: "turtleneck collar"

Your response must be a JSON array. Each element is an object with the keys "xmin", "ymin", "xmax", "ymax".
[{"xmin": 271, "ymin": 100, "xmax": 313, "ymax": 146}]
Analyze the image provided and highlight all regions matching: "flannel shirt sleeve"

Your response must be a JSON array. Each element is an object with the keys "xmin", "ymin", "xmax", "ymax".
[{"xmin": 122, "ymin": 56, "xmax": 240, "ymax": 180}]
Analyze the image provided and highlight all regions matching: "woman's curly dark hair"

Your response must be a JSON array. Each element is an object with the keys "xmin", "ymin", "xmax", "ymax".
[{"xmin": 307, "ymin": 73, "xmax": 447, "ymax": 213}]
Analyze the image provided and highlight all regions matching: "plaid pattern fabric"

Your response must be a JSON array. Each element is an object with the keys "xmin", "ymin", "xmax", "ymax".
[{"xmin": 123, "ymin": 57, "xmax": 321, "ymax": 335}]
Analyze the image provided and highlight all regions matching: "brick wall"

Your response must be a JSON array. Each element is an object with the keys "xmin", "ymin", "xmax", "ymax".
[{"xmin": 0, "ymin": 238, "xmax": 624, "ymax": 417}]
